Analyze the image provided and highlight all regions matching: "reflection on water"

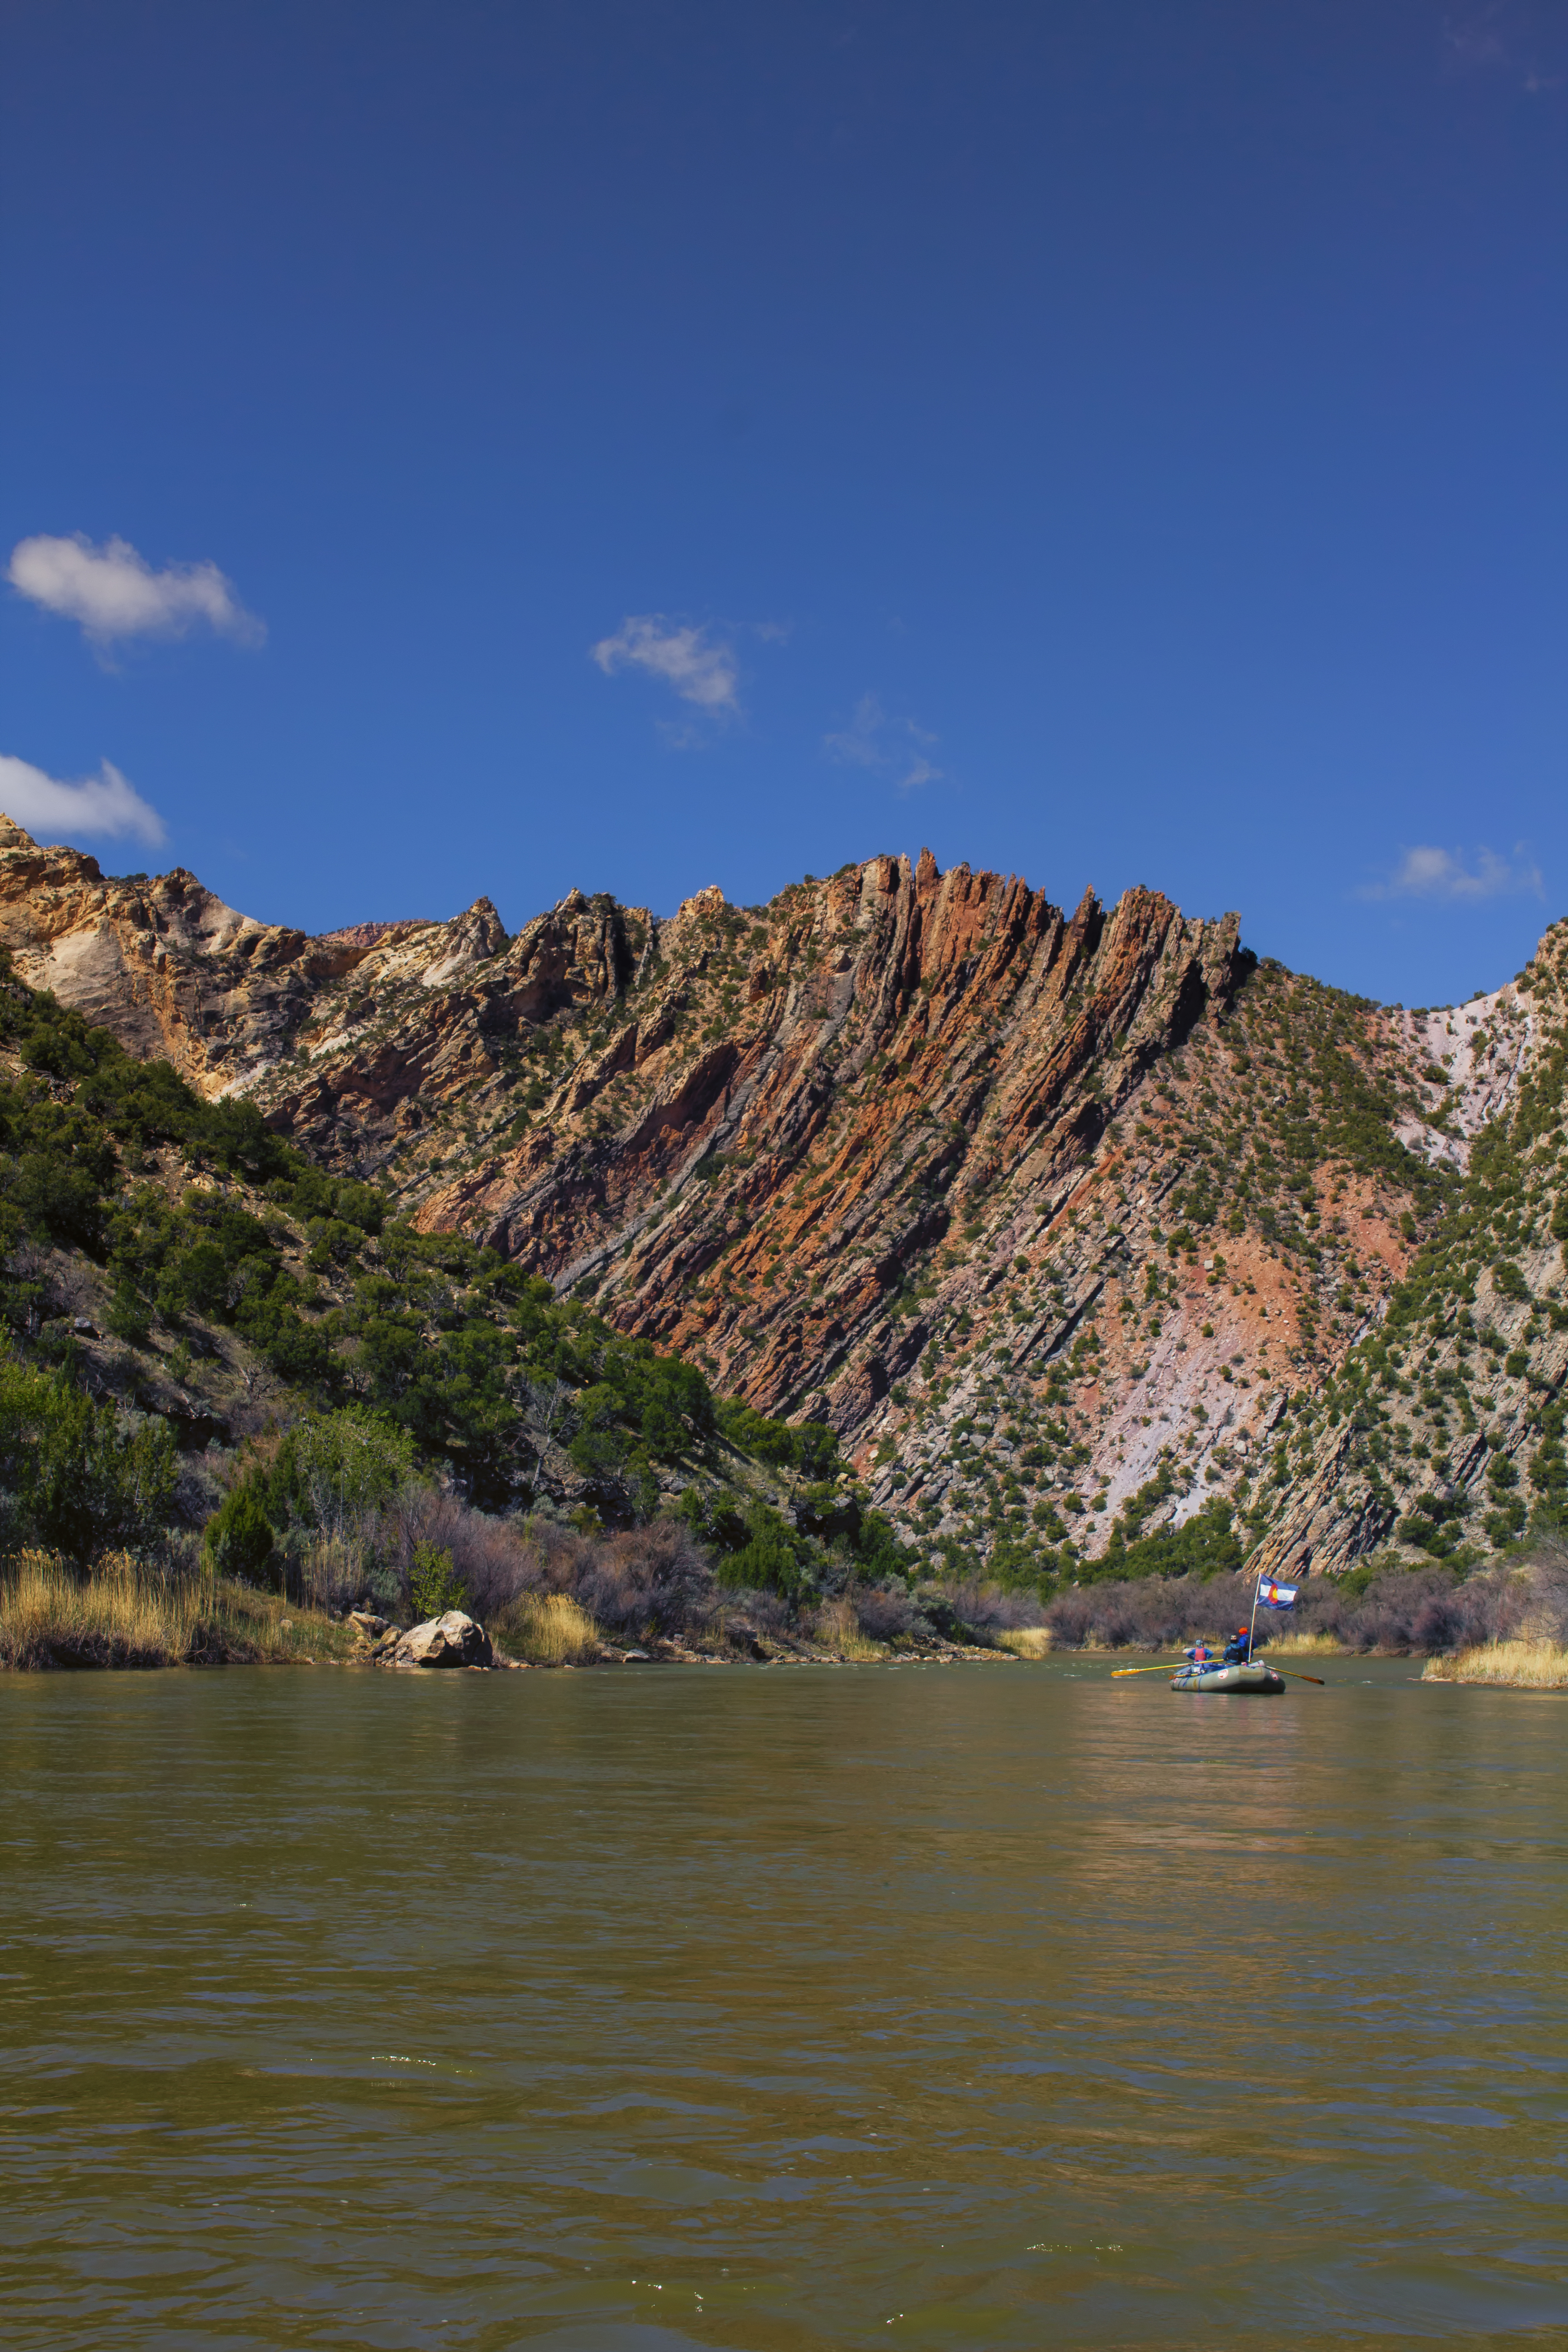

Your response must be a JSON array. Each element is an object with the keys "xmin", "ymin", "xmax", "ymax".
[{"xmin": 1, "ymin": 1660, "xmax": 1565, "ymax": 2348}]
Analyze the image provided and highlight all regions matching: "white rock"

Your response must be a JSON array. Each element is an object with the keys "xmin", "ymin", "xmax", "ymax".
[{"xmin": 390, "ymin": 1610, "xmax": 495, "ymax": 1670}]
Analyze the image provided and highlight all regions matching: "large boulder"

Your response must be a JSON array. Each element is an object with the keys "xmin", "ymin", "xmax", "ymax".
[{"xmin": 391, "ymin": 1610, "xmax": 494, "ymax": 1670}]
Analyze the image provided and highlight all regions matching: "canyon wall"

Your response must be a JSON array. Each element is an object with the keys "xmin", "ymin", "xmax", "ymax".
[{"xmin": 3, "ymin": 816, "xmax": 1562, "ymax": 1581}]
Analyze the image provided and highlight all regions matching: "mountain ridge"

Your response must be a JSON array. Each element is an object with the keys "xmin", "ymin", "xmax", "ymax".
[{"xmin": 2, "ymin": 816, "xmax": 1562, "ymax": 1587}]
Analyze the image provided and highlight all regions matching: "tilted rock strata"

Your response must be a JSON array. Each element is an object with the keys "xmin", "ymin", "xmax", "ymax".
[
  {"xmin": 5, "ymin": 812, "xmax": 1563, "ymax": 1582},
  {"xmin": 401, "ymin": 857, "xmax": 1247, "ymax": 1434}
]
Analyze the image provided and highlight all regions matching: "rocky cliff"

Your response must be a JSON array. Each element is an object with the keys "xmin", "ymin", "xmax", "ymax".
[{"xmin": 3, "ymin": 815, "xmax": 1562, "ymax": 1583}]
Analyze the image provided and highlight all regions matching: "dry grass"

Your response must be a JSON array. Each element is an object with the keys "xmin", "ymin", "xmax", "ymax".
[
  {"xmin": 0, "ymin": 1549, "xmax": 356, "ymax": 1670},
  {"xmin": 491, "ymin": 1590, "xmax": 600, "ymax": 1666},
  {"xmin": 300, "ymin": 1532, "xmax": 369, "ymax": 1614},
  {"xmin": 0, "ymin": 1549, "xmax": 187, "ymax": 1668},
  {"xmin": 1262, "ymin": 1631, "xmax": 1345, "ymax": 1656},
  {"xmin": 995, "ymin": 1626, "xmax": 1053, "ymax": 1658},
  {"xmin": 1422, "ymin": 1640, "xmax": 1568, "ymax": 1690},
  {"xmin": 810, "ymin": 1597, "xmax": 887, "ymax": 1661}
]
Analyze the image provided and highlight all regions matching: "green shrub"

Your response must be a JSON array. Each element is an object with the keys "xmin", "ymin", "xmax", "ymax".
[
  {"xmin": 716, "ymin": 1398, "xmax": 839, "ymax": 1478},
  {"xmin": 0, "ymin": 1354, "xmax": 179, "ymax": 1559},
  {"xmin": 274, "ymin": 1408, "xmax": 417, "ymax": 1538},
  {"xmin": 716, "ymin": 1501, "xmax": 813, "ymax": 1602},
  {"xmin": 106, "ymin": 1276, "xmax": 151, "ymax": 1345},
  {"xmin": 568, "ymin": 1427, "xmax": 626, "ymax": 1477},
  {"xmin": 1396, "ymin": 1491, "xmax": 1468, "ymax": 1558},
  {"xmin": 409, "ymin": 1540, "xmax": 466, "ymax": 1619},
  {"xmin": 203, "ymin": 1481, "xmax": 277, "ymax": 1586},
  {"xmin": 1091, "ymin": 1493, "xmax": 1242, "ymax": 1584}
]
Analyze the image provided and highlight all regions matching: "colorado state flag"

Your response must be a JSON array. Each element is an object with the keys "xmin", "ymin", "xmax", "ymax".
[{"xmin": 1257, "ymin": 1577, "xmax": 1298, "ymax": 1608}]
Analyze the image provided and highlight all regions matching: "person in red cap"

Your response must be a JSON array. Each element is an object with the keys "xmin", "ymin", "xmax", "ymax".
[{"xmin": 1222, "ymin": 1623, "xmax": 1252, "ymax": 1665}]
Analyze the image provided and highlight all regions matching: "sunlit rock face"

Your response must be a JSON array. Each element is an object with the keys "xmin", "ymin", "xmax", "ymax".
[{"xmin": 5, "ymin": 812, "xmax": 1562, "ymax": 1583}]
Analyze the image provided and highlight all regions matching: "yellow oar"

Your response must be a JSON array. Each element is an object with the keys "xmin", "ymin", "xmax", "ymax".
[{"xmin": 1109, "ymin": 1657, "xmax": 1327, "ymax": 1685}]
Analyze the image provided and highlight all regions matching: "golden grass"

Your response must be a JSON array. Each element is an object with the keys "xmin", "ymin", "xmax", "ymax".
[
  {"xmin": 1422, "ymin": 1640, "xmax": 1568, "ymax": 1690},
  {"xmin": 995, "ymin": 1626, "xmax": 1053, "ymax": 1658},
  {"xmin": 1262, "ymin": 1632, "xmax": 1346, "ymax": 1656},
  {"xmin": 491, "ymin": 1590, "xmax": 600, "ymax": 1666},
  {"xmin": 811, "ymin": 1596, "xmax": 887, "ymax": 1661},
  {"xmin": 0, "ymin": 1549, "xmax": 356, "ymax": 1670},
  {"xmin": 0, "ymin": 1549, "xmax": 185, "ymax": 1667}
]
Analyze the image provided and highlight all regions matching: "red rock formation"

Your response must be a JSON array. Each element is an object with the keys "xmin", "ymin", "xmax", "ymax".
[{"xmin": 7, "ymin": 812, "xmax": 1553, "ymax": 1583}]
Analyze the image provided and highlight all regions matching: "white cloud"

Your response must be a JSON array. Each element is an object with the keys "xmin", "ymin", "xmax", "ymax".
[
  {"xmin": 898, "ymin": 755, "xmax": 942, "ymax": 792},
  {"xmin": 7, "ymin": 533, "xmax": 264, "ymax": 650},
  {"xmin": 823, "ymin": 692, "xmax": 887, "ymax": 768},
  {"xmin": 591, "ymin": 615, "xmax": 739, "ymax": 714},
  {"xmin": 1360, "ymin": 844, "xmax": 1544, "ymax": 903},
  {"xmin": 823, "ymin": 693, "xmax": 942, "ymax": 792},
  {"xmin": 0, "ymin": 752, "xmax": 167, "ymax": 848}
]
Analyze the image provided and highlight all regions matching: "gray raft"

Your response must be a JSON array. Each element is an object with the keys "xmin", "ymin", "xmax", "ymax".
[{"xmin": 1170, "ymin": 1661, "xmax": 1286, "ymax": 1695}]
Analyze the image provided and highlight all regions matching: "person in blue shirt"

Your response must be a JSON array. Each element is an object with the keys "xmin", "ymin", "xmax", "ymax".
[{"xmin": 1222, "ymin": 1625, "xmax": 1251, "ymax": 1665}]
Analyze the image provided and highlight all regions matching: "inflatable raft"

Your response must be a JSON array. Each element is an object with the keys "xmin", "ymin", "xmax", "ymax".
[{"xmin": 1170, "ymin": 1660, "xmax": 1285, "ymax": 1695}]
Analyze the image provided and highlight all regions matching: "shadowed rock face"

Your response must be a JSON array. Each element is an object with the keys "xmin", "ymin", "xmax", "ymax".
[{"xmin": 5, "ymin": 813, "xmax": 1562, "ymax": 1585}]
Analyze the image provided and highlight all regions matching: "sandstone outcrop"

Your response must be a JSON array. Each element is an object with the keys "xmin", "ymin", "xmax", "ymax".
[{"xmin": 0, "ymin": 815, "xmax": 528, "ymax": 1104}]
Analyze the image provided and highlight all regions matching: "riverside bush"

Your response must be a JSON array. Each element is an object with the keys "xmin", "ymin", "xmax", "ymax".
[
  {"xmin": 281, "ymin": 1409, "xmax": 417, "ymax": 1541},
  {"xmin": 204, "ymin": 1406, "xmax": 419, "ymax": 1601},
  {"xmin": 809, "ymin": 1596, "xmax": 885, "ymax": 1659},
  {"xmin": 408, "ymin": 1539, "xmax": 466, "ymax": 1620},
  {"xmin": 362, "ymin": 1497, "xmax": 719, "ymax": 1645},
  {"xmin": 715, "ymin": 1499, "xmax": 815, "ymax": 1601},
  {"xmin": 852, "ymin": 1580, "xmax": 918, "ymax": 1642},
  {"xmin": 0, "ymin": 1353, "xmax": 178, "ymax": 1559},
  {"xmin": 1039, "ymin": 1550, "xmax": 1568, "ymax": 1654},
  {"xmin": 1424, "ymin": 1639, "xmax": 1568, "ymax": 1687},
  {"xmin": 202, "ymin": 1481, "xmax": 277, "ymax": 1586}
]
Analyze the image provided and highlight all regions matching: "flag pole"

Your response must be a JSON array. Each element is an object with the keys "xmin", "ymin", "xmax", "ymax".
[{"xmin": 1247, "ymin": 1568, "xmax": 1263, "ymax": 1661}]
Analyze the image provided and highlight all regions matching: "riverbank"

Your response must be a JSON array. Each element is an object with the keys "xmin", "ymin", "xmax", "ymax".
[
  {"xmin": 10, "ymin": 1552, "xmax": 1565, "ymax": 1679},
  {"xmin": 1421, "ymin": 1640, "xmax": 1568, "ymax": 1690},
  {"xmin": 0, "ymin": 1551, "xmax": 359, "ymax": 1670},
  {"xmin": 0, "ymin": 1553, "xmax": 1015, "ymax": 1672}
]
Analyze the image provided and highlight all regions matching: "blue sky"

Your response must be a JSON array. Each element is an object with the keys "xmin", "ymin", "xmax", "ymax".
[{"xmin": 1, "ymin": 1, "xmax": 1563, "ymax": 1007}]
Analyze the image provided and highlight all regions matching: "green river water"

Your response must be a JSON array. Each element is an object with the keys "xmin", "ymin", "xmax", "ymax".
[{"xmin": 1, "ymin": 1659, "xmax": 1565, "ymax": 2349}]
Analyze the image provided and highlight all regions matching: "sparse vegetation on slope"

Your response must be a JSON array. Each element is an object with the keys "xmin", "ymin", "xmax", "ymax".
[
  {"xmin": 2, "ymin": 825, "xmax": 1564, "ymax": 1658},
  {"xmin": 0, "ymin": 949, "xmax": 936, "ymax": 1661},
  {"xmin": 1249, "ymin": 923, "xmax": 1568, "ymax": 1580}
]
